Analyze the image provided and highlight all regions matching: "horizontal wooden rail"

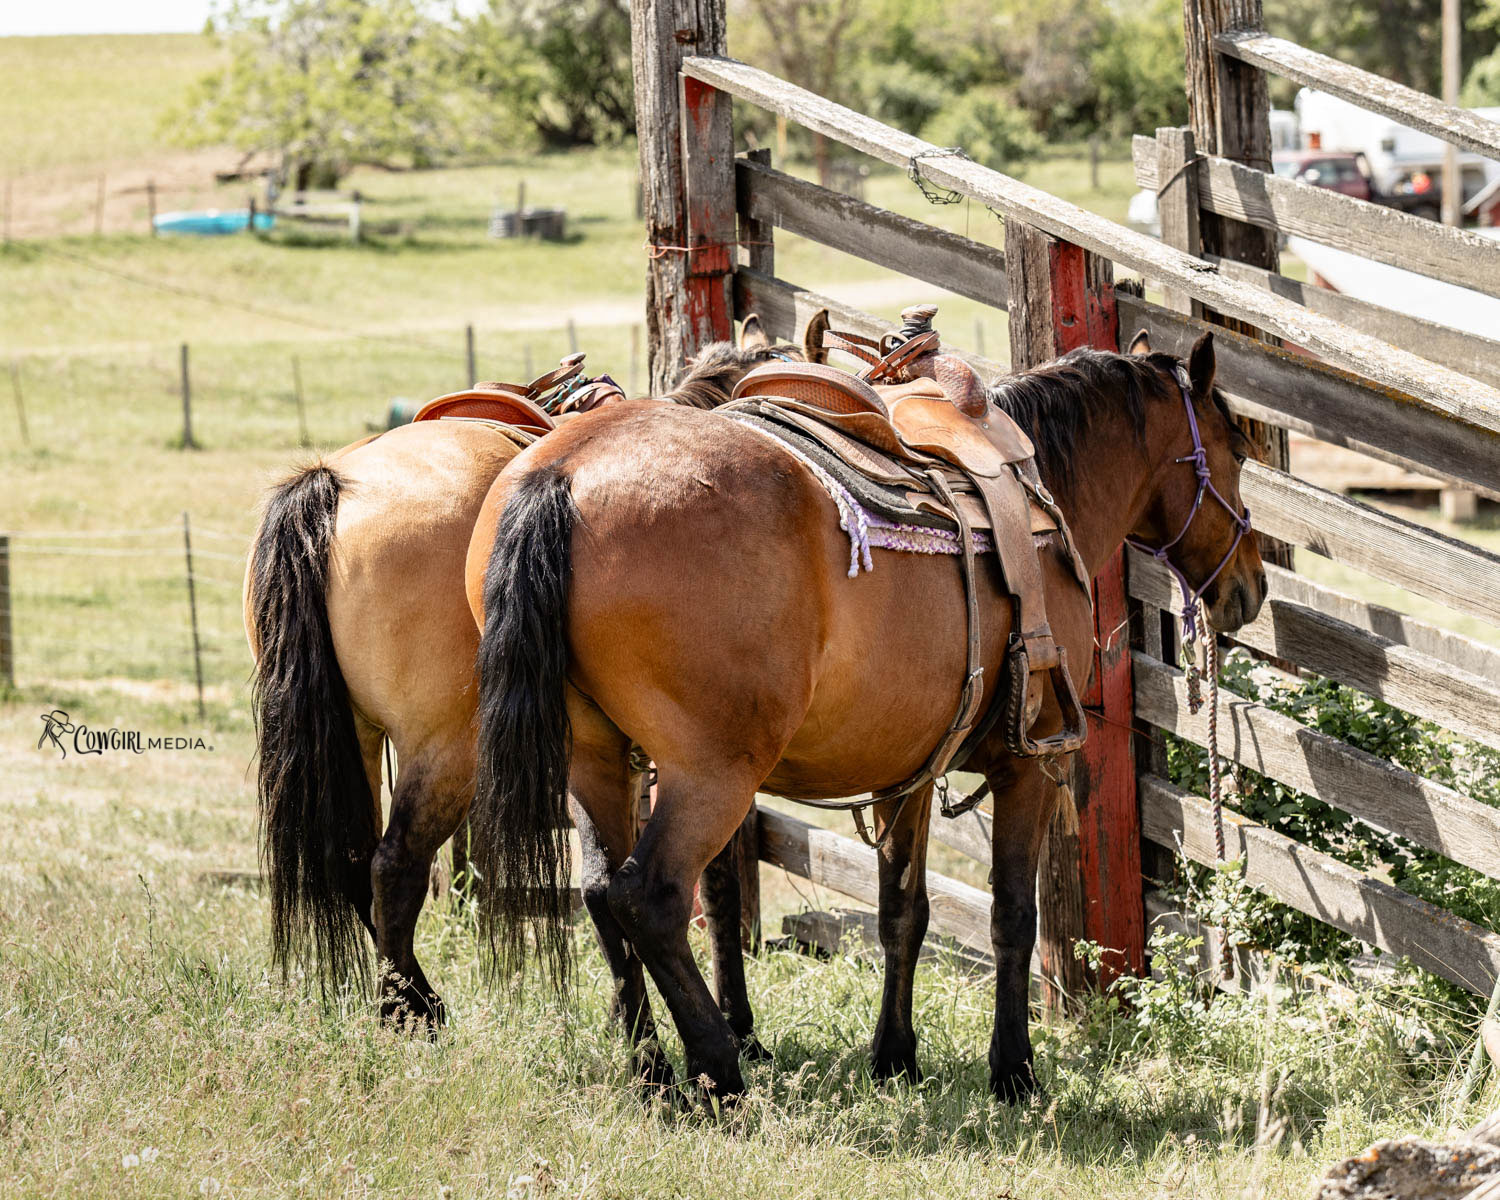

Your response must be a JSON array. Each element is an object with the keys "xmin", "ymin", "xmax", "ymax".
[
  {"xmin": 1134, "ymin": 136, "xmax": 1500, "ymax": 304},
  {"xmin": 1134, "ymin": 653, "xmax": 1500, "ymax": 877},
  {"xmin": 757, "ymin": 805, "xmax": 991, "ymax": 952},
  {"xmin": 737, "ymin": 158, "xmax": 1008, "ymax": 310},
  {"xmin": 1263, "ymin": 570, "xmax": 1500, "ymax": 681},
  {"xmin": 1128, "ymin": 552, "xmax": 1500, "ymax": 752},
  {"xmin": 1115, "ymin": 291, "xmax": 1500, "ymax": 495},
  {"xmin": 1140, "ymin": 774, "xmax": 1500, "ymax": 995},
  {"xmin": 1242, "ymin": 462, "xmax": 1500, "ymax": 627},
  {"xmin": 1216, "ymin": 31, "xmax": 1500, "ymax": 162},
  {"xmin": 733, "ymin": 267, "xmax": 1007, "ymax": 378},
  {"xmin": 684, "ymin": 54, "xmax": 1500, "ymax": 436},
  {"xmin": 1208, "ymin": 255, "xmax": 1500, "ymax": 391}
]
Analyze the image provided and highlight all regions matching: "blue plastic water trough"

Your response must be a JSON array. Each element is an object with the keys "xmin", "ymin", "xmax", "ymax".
[{"xmin": 152, "ymin": 209, "xmax": 275, "ymax": 236}]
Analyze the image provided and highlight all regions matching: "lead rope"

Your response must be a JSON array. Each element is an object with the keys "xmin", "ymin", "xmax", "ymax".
[{"xmin": 1194, "ymin": 604, "xmax": 1235, "ymax": 981}]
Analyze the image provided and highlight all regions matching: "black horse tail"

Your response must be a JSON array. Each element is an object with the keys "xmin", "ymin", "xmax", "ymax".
[
  {"xmin": 472, "ymin": 464, "xmax": 577, "ymax": 992},
  {"xmin": 247, "ymin": 463, "xmax": 375, "ymax": 995}
]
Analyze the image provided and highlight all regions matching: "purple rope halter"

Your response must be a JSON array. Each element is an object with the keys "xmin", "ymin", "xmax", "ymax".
[{"xmin": 1125, "ymin": 364, "xmax": 1251, "ymax": 648}]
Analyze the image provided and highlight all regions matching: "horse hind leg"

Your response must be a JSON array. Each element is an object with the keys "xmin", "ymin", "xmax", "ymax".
[
  {"xmin": 870, "ymin": 783, "xmax": 934, "ymax": 1081},
  {"xmin": 569, "ymin": 702, "xmax": 675, "ymax": 1090},
  {"xmin": 607, "ymin": 764, "xmax": 762, "ymax": 1102},
  {"xmin": 698, "ymin": 831, "xmax": 766, "ymax": 1060},
  {"xmin": 371, "ymin": 748, "xmax": 469, "ymax": 1030}
]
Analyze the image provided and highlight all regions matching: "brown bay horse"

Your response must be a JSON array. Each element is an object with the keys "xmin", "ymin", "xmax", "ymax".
[
  {"xmin": 465, "ymin": 329, "xmax": 1266, "ymax": 1101},
  {"xmin": 242, "ymin": 319, "xmax": 801, "ymax": 1051}
]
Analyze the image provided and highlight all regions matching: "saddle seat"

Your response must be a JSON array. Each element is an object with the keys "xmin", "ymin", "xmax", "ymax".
[{"xmin": 411, "ymin": 352, "xmax": 625, "ymax": 434}]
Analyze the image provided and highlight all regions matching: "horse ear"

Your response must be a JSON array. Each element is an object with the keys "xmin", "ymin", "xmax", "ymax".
[
  {"xmin": 740, "ymin": 313, "xmax": 770, "ymax": 350},
  {"xmin": 1188, "ymin": 331, "xmax": 1216, "ymax": 397},
  {"xmin": 804, "ymin": 309, "xmax": 831, "ymax": 364},
  {"xmin": 1127, "ymin": 328, "xmax": 1152, "ymax": 355}
]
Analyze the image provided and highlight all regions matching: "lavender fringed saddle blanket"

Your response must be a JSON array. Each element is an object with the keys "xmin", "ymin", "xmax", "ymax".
[{"xmin": 726, "ymin": 406, "xmax": 994, "ymax": 577}]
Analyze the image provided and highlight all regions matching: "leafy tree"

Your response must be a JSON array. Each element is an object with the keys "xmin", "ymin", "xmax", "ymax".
[
  {"xmin": 464, "ymin": 0, "xmax": 634, "ymax": 148},
  {"xmin": 172, "ymin": 0, "xmax": 473, "ymax": 187}
]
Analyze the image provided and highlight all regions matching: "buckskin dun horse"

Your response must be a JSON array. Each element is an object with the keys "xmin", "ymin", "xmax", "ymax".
[
  {"xmin": 243, "ymin": 318, "xmax": 802, "ymax": 1070},
  {"xmin": 465, "ymin": 327, "xmax": 1265, "ymax": 1101}
]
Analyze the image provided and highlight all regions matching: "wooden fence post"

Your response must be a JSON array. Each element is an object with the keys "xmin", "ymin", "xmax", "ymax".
[
  {"xmin": 147, "ymin": 179, "xmax": 157, "ymax": 236},
  {"xmin": 183, "ymin": 513, "xmax": 206, "ymax": 719},
  {"xmin": 632, "ymin": 0, "xmax": 730, "ymax": 393},
  {"xmin": 179, "ymin": 343, "xmax": 197, "ymax": 449},
  {"xmin": 466, "ymin": 323, "xmax": 477, "ymax": 387},
  {"xmin": 10, "ymin": 360, "xmax": 29, "ymax": 448},
  {"xmin": 1182, "ymin": 0, "xmax": 1292, "ymax": 566},
  {"xmin": 0, "ymin": 535, "xmax": 13, "ymax": 691},
  {"xmin": 1006, "ymin": 219, "xmax": 1143, "ymax": 1008},
  {"xmin": 739, "ymin": 147, "xmax": 775, "ymax": 276}
]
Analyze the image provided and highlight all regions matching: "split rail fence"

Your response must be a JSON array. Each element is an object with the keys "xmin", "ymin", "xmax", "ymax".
[{"xmin": 636, "ymin": 0, "xmax": 1500, "ymax": 1001}]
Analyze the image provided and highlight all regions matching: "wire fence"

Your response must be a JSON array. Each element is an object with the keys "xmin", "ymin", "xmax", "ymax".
[{"xmin": 0, "ymin": 520, "xmax": 251, "ymax": 706}]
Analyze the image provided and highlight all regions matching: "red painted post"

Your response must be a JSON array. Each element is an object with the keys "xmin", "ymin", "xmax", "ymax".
[
  {"xmin": 1007, "ymin": 223, "xmax": 1144, "ymax": 1004},
  {"xmin": 1050, "ymin": 242, "xmax": 1145, "ymax": 987}
]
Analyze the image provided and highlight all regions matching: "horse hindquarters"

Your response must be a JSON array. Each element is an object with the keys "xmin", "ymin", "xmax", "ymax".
[{"xmin": 246, "ymin": 465, "xmax": 380, "ymax": 993}]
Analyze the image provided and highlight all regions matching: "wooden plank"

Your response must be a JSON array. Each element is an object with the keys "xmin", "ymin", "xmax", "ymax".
[
  {"xmin": 681, "ymin": 55, "xmax": 1500, "ymax": 436},
  {"xmin": 781, "ymin": 908, "xmax": 1001, "ymax": 977},
  {"xmin": 732, "ymin": 267, "xmax": 1007, "ymax": 379},
  {"xmin": 1140, "ymin": 774, "xmax": 1500, "ymax": 995},
  {"xmin": 1115, "ymin": 291, "xmax": 1500, "ymax": 495},
  {"xmin": 1263, "ymin": 568, "xmax": 1500, "ymax": 680},
  {"xmin": 1216, "ymin": 30, "xmax": 1500, "ymax": 162},
  {"xmin": 1133, "ymin": 135, "xmax": 1500, "ymax": 304},
  {"xmin": 737, "ymin": 157, "xmax": 1007, "ymax": 309},
  {"xmin": 1243, "ymin": 462, "xmax": 1500, "ymax": 629},
  {"xmin": 1128, "ymin": 549, "xmax": 1500, "ymax": 751},
  {"xmin": 737, "ymin": 148, "xmax": 775, "ymax": 276},
  {"xmin": 632, "ymin": 1, "xmax": 729, "ymax": 393},
  {"xmin": 928, "ymin": 798, "xmax": 993, "ymax": 866},
  {"xmin": 757, "ymin": 805, "xmax": 991, "ymax": 953},
  {"xmin": 1209, "ymin": 255, "xmax": 1500, "ymax": 391},
  {"xmin": 1133, "ymin": 653, "xmax": 1500, "ymax": 876},
  {"xmin": 680, "ymin": 73, "xmax": 736, "ymax": 347},
  {"xmin": 1156, "ymin": 126, "xmax": 1204, "ymax": 317}
]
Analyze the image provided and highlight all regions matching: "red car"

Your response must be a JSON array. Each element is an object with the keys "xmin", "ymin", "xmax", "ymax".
[{"xmin": 1272, "ymin": 151, "xmax": 1375, "ymax": 200}]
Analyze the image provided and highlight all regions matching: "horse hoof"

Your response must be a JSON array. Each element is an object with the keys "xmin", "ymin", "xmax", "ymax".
[
  {"xmin": 990, "ymin": 1061, "xmax": 1039, "ymax": 1104},
  {"xmin": 686, "ymin": 1063, "xmax": 745, "ymax": 1109},
  {"xmin": 738, "ymin": 1032, "xmax": 771, "ymax": 1062}
]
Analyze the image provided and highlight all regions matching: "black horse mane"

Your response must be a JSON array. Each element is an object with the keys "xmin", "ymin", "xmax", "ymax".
[
  {"xmin": 989, "ymin": 347, "xmax": 1234, "ymax": 494},
  {"xmin": 666, "ymin": 339, "xmax": 803, "ymax": 410}
]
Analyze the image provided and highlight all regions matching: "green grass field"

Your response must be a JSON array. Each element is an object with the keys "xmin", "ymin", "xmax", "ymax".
[{"xmin": 4, "ymin": 31, "xmax": 1500, "ymax": 1198}]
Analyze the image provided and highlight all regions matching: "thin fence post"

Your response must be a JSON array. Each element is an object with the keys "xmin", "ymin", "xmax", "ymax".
[
  {"xmin": 741, "ymin": 147, "xmax": 775, "ymax": 277},
  {"xmin": 291, "ymin": 356, "xmax": 310, "ymax": 447},
  {"xmin": 10, "ymin": 360, "xmax": 29, "ymax": 448},
  {"xmin": 0, "ymin": 535, "xmax": 12, "ymax": 691},
  {"xmin": 566, "ymin": 317, "xmax": 578, "ymax": 354},
  {"xmin": 466, "ymin": 323, "xmax": 477, "ymax": 387},
  {"xmin": 179, "ymin": 343, "xmax": 197, "ymax": 449},
  {"xmin": 147, "ymin": 179, "xmax": 157, "ymax": 236},
  {"xmin": 973, "ymin": 316, "xmax": 985, "ymax": 358},
  {"xmin": 183, "ymin": 513, "xmax": 206, "ymax": 719},
  {"xmin": 95, "ymin": 174, "xmax": 106, "ymax": 237},
  {"xmin": 628, "ymin": 325, "xmax": 641, "ymax": 396}
]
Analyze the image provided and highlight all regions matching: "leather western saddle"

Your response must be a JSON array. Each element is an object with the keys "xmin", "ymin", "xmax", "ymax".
[
  {"xmin": 726, "ymin": 306, "xmax": 1091, "ymax": 822},
  {"xmin": 412, "ymin": 352, "xmax": 626, "ymax": 440}
]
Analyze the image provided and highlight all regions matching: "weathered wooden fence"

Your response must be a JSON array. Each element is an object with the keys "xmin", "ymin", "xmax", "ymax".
[{"xmin": 634, "ymin": 0, "xmax": 1500, "ymax": 1000}]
